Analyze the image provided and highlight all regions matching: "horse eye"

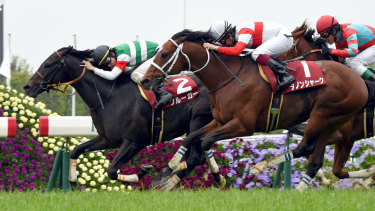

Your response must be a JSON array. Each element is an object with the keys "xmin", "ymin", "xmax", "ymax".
[{"xmin": 161, "ymin": 53, "xmax": 168, "ymax": 58}]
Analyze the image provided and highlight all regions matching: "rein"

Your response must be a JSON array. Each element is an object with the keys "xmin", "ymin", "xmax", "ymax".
[
  {"xmin": 37, "ymin": 51, "xmax": 86, "ymax": 96},
  {"xmin": 151, "ymin": 39, "xmax": 210, "ymax": 78}
]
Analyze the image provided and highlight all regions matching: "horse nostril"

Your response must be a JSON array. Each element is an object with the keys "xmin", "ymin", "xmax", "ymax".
[{"xmin": 23, "ymin": 84, "xmax": 31, "ymax": 91}]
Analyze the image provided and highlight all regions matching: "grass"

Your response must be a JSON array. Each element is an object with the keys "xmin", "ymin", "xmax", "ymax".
[{"xmin": 0, "ymin": 189, "xmax": 374, "ymax": 211}]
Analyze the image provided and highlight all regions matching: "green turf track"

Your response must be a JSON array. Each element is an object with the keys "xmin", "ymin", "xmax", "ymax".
[{"xmin": 0, "ymin": 189, "xmax": 374, "ymax": 211}]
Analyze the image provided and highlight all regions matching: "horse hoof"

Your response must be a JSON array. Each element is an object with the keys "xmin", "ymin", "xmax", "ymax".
[
  {"xmin": 250, "ymin": 166, "xmax": 262, "ymax": 174},
  {"xmin": 354, "ymin": 183, "xmax": 368, "ymax": 190},
  {"xmin": 160, "ymin": 175, "xmax": 172, "ymax": 185},
  {"xmin": 217, "ymin": 175, "xmax": 226, "ymax": 190},
  {"xmin": 141, "ymin": 164, "xmax": 154, "ymax": 173}
]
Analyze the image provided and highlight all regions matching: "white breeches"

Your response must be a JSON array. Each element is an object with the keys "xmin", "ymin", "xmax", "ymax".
[
  {"xmin": 344, "ymin": 45, "xmax": 375, "ymax": 75},
  {"xmin": 130, "ymin": 57, "xmax": 154, "ymax": 84},
  {"xmin": 251, "ymin": 26, "xmax": 293, "ymax": 61}
]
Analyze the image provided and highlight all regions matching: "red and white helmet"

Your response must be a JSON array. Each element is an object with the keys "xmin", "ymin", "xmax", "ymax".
[
  {"xmin": 208, "ymin": 20, "xmax": 233, "ymax": 42},
  {"xmin": 316, "ymin": 15, "xmax": 339, "ymax": 34}
]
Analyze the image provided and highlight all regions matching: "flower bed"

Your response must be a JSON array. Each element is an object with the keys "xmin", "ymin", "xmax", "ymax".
[{"xmin": 0, "ymin": 85, "xmax": 374, "ymax": 192}]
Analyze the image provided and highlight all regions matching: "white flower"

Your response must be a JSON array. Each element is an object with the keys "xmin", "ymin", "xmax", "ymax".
[
  {"xmin": 79, "ymin": 154, "xmax": 84, "ymax": 159},
  {"xmin": 42, "ymin": 142, "xmax": 48, "ymax": 148},
  {"xmin": 99, "ymin": 159, "xmax": 104, "ymax": 164},
  {"xmin": 79, "ymin": 164, "xmax": 85, "ymax": 169},
  {"xmin": 47, "ymin": 138, "xmax": 56, "ymax": 144},
  {"xmin": 38, "ymin": 137, "xmax": 44, "ymax": 142},
  {"xmin": 96, "ymin": 152, "xmax": 103, "ymax": 157},
  {"xmin": 32, "ymin": 132, "xmax": 38, "ymax": 137},
  {"xmin": 101, "ymin": 185, "xmax": 107, "ymax": 190},
  {"xmin": 107, "ymin": 187, "xmax": 112, "ymax": 191},
  {"xmin": 28, "ymin": 102, "xmax": 34, "ymax": 106},
  {"xmin": 104, "ymin": 163, "xmax": 109, "ymax": 168},
  {"xmin": 30, "ymin": 119, "xmax": 36, "ymax": 124},
  {"xmin": 11, "ymin": 113, "xmax": 17, "ymax": 117},
  {"xmin": 86, "ymin": 162, "xmax": 92, "ymax": 167},
  {"xmin": 57, "ymin": 141, "xmax": 63, "ymax": 146},
  {"xmin": 113, "ymin": 187, "xmax": 119, "ymax": 191},
  {"xmin": 78, "ymin": 178, "xmax": 86, "ymax": 185},
  {"xmin": 92, "ymin": 188, "xmax": 97, "ymax": 193},
  {"xmin": 90, "ymin": 181, "xmax": 96, "ymax": 186},
  {"xmin": 89, "ymin": 153, "xmax": 95, "ymax": 158},
  {"xmin": 53, "ymin": 146, "xmax": 59, "ymax": 152},
  {"xmin": 4, "ymin": 93, "xmax": 9, "ymax": 98},
  {"xmin": 0, "ymin": 85, "xmax": 4, "ymax": 89},
  {"xmin": 89, "ymin": 169, "xmax": 95, "ymax": 174},
  {"xmin": 81, "ymin": 172, "xmax": 87, "ymax": 178},
  {"xmin": 12, "ymin": 107, "xmax": 18, "ymax": 112},
  {"xmin": 127, "ymin": 185, "xmax": 132, "ymax": 190},
  {"xmin": 120, "ymin": 185, "xmax": 125, "ymax": 190},
  {"xmin": 98, "ymin": 177, "xmax": 104, "ymax": 183},
  {"xmin": 82, "ymin": 167, "xmax": 88, "ymax": 172},
  {"xmin": 85, "ymin": 176, "xmax": 91, "ymax": 181},
  {"xmin": 3, "ymin": 112, "xmax": 8, "ymax": 116},
  {"xmin": 93, "ymin": 160, "xmax": 98, "ymax": 165},
  {"xmin": 69, "ymin": 146, "xmax": 75, "ymax": 151},
  {"xmin": 19, "ymin": 110, "xmax": 25, "ymax": 115},
  {"xmin": 3, "ymin": 106, "xmax": 9, "ymax": 110},
  {"xmin": 49, "ymin": 143, "xmax": 55, "ymax": 148},
  {"xmin": 18, "ymin": 123, "xmax": 23, "ymax": 128},
  {"xmin": 83, "ymin": 158, "xmax": 88, "ymax": 162},
  {"xmin": 85, "ymin": 188, "xmax": 90, "ymax": 192},
  {"xmin": 110, "ymin": 180, "xmax": 116, "ymax": 184},
  {"xmin": 94, "ymin": 173, "xmax": 99, "ymax": 178}
]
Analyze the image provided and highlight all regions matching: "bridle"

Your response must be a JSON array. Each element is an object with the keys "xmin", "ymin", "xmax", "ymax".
[
  {"xmin": 150, "ymin": 39, "xmax": 210, "ymax": 79},
  {"xmin": 37, "ymin": 51, "xmax": 86, "ymax": 95}
]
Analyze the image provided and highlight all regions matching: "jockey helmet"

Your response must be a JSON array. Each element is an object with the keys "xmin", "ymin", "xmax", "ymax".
[
  {"xmin": 316, "ymin": 15, "xmax": 339, "ymax": 37},
  {"xmin": 208, "ymin": 20, "xmax": 233, "ymax": 43},
  {"xmin": 92, "ymin": 45, "xmax": 111, "ymax": 66}
]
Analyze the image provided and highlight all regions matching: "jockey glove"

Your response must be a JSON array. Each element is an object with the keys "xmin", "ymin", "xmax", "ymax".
[{"xmin": 321, "ymin": 46, "xmax": 332, "ymax": 57}]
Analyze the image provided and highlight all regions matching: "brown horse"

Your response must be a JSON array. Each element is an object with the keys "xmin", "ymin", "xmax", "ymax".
[
  {"xmin": 280, "ymin": 22, "xmax": 375, "ymax": 188},
  {"xmin": 140, "ymin": 29, "xmax": 368, "ymax": 191}
]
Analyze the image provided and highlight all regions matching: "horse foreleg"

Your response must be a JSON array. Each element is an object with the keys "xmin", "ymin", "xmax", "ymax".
[
  {"xmin": 168, "ymin": 127, "xmax": 207, "ymax": 171},
  {"xmin": 108, "ymin": 140, "xmax": 142, "ymax": 182},
  {"xmin": 201, "ymin": 118, "xmax": 249, "ymax": 189},
  {"xmin": 295, "ymin": 138, "xmax": 326, "ymax": 191},
  {"xmin": 332, "ymin": 142, "xmax": 353, "ymax": 179},
  {"xmin": 315, "ymin": 169, "xmax": 332, "ymax": 186},
  {"xmin": 69, "ymin": 136, "xmax": 114, "ymax": 182}
]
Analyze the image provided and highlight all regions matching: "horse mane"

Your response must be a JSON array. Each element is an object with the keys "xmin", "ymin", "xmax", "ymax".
[{"xmin": 171, "ymin": 29, "xmax": 216, "ymax": 44}]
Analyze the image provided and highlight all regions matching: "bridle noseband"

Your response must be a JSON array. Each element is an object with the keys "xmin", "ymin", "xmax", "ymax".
[{"xmin": 151, "ymin": 39, "xmax": 210, "ymax": 79}]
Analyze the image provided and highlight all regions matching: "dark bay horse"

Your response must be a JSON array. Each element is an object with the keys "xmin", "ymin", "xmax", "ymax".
[
  {"xmin": 279, "ymin": 22, "xmax": 375, "ymax": 188},
  {"xmin": 141, "ymin": 29, "xmax": 368, "ymax": 191},
  {"xmin": 23, "ymin": 46, "xmax": 219, "ymax": 186}
]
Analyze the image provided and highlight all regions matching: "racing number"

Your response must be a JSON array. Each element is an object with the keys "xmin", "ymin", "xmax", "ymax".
[{"xmin": 173, "ymin": 78, "xmax": 192, "ymax": 94}]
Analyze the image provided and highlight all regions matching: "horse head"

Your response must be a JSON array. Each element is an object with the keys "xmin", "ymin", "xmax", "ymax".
[
  {"xmin": 278, "ymin": 21, "xmax": 337, "ymax": 61},
  {"xmin": 141, "ymin": 29, "xmax": 214, "ymax": 90},
  {"xmin": 24, "ymin": 46, "xmax": 93, "ymax": 98}
]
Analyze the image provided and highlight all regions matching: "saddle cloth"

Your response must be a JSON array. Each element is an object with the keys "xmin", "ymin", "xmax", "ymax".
[
  {"xmin": 259, "ymin": 60, "xmax": 326, "ymax": 94},
  {"xmin": 138, "ymin": 75, "xmax": 200, "ymax": 110}
]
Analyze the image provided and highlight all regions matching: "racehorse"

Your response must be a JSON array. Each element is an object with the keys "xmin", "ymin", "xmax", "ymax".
[
  {"xmin": 278, "ymin": 22, "xmax": 375, "ymax": 188},
  {"xmin": 140, "ymin": 29, "xmax": 369, "ymax": 191},
  {"xmin": 23, "ymin": 46, "xmax": 222, "ymax": 187}
]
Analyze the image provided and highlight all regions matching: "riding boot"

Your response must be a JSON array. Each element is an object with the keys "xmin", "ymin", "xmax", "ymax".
[
  {"xmin": 266, "ymin": 58, "xmax": 295, "ymax": 92},
  {"xmin": 155, "ymin": 84, "xmax": 174, "ymax": 110}
]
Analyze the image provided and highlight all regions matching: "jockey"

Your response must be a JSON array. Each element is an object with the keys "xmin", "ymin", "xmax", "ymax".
[
  {"xmin": 316, "ymin": 15, "xmax": 375, "ymax": 81},
  {"xmin": 203, "ymin": 20, "xmax": 295, "ymax": 92},
  {"xmin": 81, "ymin": 40, "xmax": 173, "ymax": 109}
]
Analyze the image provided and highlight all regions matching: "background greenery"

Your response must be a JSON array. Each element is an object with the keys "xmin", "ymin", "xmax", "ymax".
[{"xmin": 0, "ymin": 56, "xmax": 89, "ymax": 116}]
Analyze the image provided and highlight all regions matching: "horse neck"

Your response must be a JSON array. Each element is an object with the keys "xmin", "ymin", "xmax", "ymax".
[
  {"xmin": 193, "ymin": 53, "xmax": 257, "ymax": 92},
  {"xmin": 65, "ymin": 55, "xmax": 134, "ymax": 110}
]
